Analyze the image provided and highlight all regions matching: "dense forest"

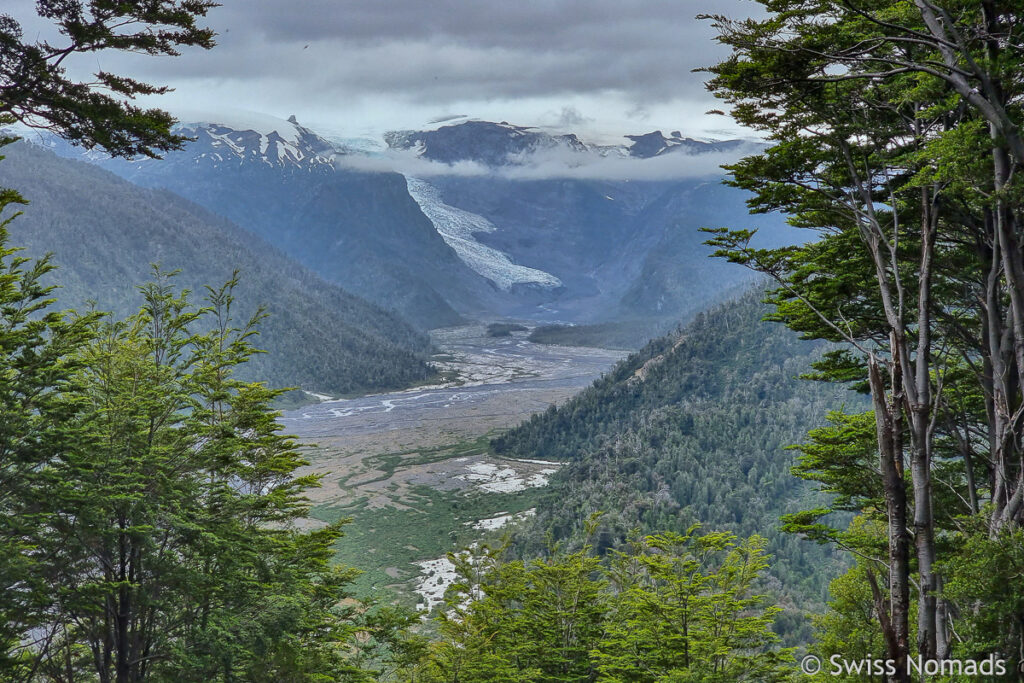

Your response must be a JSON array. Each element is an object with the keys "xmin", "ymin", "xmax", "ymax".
[{"xmin": 495, "ymin": 289, "xmax": 857, "ymax": 643}]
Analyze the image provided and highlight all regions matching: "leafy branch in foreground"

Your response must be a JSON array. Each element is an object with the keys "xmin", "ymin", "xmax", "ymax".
[
  {"xmin": 702, "ymin": 0, "xmax": 1024, "ymax": 676},
  {"xmin": 1, "ymin": 1, "xmax": 218, "ymax": 157}
]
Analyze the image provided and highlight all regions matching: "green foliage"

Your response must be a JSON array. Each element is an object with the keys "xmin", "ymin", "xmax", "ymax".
[
  {"xmin": 787, "ymin": 412, "xmax": 882, "ymax": 522},
  {"xmin": 811, "ymin": 560, "xmax": 899, "ymax": 682},
  {"xmin": 595, "ymin": 530, "xmax": 792, "ymax": 683},
  {"xmin": 0, "ymin": 260, "xmax": 419, "ymax": 681},
  {"xmin": 941, "ymin": 523, "xmax": 1024, "ymax": 668},
  {"xmin": 0, "ymin": 179, "xmax": 99, "ymax": 672},
  {"xmin": 496, "ymin": 289, "xmax": 856, "ymax": 642},
  {"xmin": 1, "ymin": 1, "xmax": 217, "ymax": 157},
  {"xmin": 407, "ymin": 524, "xmax": 792, "ymax": 682},
  {"xmin": 699, "ymin": 0, "xmax": 1024, "ymax": 671}
]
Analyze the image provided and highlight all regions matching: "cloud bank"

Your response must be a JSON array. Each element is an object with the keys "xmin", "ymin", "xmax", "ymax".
[
  {"xmin": 333, "ymin": 142, "xmax": 760, "ymax": 182},
  {"xmin": 3, "ymin": 0, "xmax": 761, "ymax": 138}
]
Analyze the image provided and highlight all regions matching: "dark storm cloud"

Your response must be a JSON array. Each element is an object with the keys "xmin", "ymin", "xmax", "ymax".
[
  {"xmin": 107, "ymin": 0, "xmax": 755, "ymax": 104},
  {"xmin": 2, "ymin": 0, "xmax": 760, "ymax": 133},
  {"xmin": 215, "ymin": 1, "xmax": 720, "ymax": 49}
]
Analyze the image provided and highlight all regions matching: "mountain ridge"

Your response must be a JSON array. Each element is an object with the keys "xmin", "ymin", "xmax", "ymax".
[
  {"xmin": 27, "ymin": 113, "xmax": 788, "ymax": 337},
  {"xmin": 0, "ymin": 140, "xmax": 436, "ymax": 395}
]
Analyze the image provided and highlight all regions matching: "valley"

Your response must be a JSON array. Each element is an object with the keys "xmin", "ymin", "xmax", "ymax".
[
  {"xmin": 4, "ymin": 0, "xmax": 1018, "ymax": 676},
  {"xmin": 281, "ymin": 324, "xmax": 626, "ymax": 607}
]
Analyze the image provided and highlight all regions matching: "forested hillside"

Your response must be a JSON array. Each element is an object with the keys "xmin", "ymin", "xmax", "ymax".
[
  {"xmin": 0, "ymin": 141, "xmax": 435, "ymax": 395},
  {"xmin": 495, "ymin": 289, "xmax": 859, "ymax": 638},
  {"xmin": 82, "ymin": 121, "xmax": 486, "ymax": 329},
  {"xmin": 7, "ymin": 0, "xmax": 1024, "ymax": 678}
]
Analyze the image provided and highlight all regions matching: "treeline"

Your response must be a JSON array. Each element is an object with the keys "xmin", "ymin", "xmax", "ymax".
[{"xmin": 495, "ymin": 289, "xmax": 855, "ymax": 643}]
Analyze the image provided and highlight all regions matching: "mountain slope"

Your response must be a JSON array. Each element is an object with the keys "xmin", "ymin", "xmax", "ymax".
[
  {"xmin": 494, "ymin": 288, "xmax": 858, "ymax": 640},
  {"xmin": 389, "ymin": 120, "xmax": 793, "ymax": 328},
  {"xmin": 70, "ymin": 118, "xmax": 489, "ymax": 329},
  {"xmin": 41, "ymin": 115, "xmax": 794, "ymax": 333},
  {"xmin": 0, "ymin": 141, "xmax": 435, "ymax": 395}
]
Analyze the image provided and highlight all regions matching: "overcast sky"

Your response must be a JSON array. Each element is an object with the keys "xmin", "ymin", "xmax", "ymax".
[{"xmin": 7, "ymin": 1, "xmax": 759, "ymax": 142}]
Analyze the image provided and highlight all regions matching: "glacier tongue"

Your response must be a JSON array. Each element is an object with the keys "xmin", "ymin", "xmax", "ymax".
[{"xmin": 405, "ymin": 177, "xmax": 561, "ymax": 290}]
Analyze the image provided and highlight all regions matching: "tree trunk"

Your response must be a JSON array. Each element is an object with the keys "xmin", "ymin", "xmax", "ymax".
[
  {"xmin": 911, "ymin": 186, "xmax": 939, "ymax": 660},
  {"xmin": 869, "ymin": 355, "xmax": 911, "ymax": 682}
]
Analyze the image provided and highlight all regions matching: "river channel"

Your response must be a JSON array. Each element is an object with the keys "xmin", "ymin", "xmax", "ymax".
[
  {"xmin": 279, "ymin": 324, "xmax": 627, "ymax": 605},
  {"xmin": 281, "ymin": 324, "xmax": 626, "ymax": 445}
]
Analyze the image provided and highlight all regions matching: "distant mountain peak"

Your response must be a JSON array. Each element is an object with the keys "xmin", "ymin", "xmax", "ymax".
[
  {"xmin": 384, "ymin": 120, "xmax": 586, "ymax": 167},
  {"xmin": 174, "ymin": 114, "xmax": 337, "ymax": 169},
  {"xmin": 622, "ymin": 130, "xmax": 743, "ymax": 159},
  {"xmin": 385, "ymin": 119, "xmax": 748, "ymax": 167}
]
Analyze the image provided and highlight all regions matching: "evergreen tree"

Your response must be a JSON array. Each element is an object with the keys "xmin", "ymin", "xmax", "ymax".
[
  {"xmin": 596, "ymin": 529, "xmax": 791, "ymax": 683},
  {"xmin": 0, "ymin": 158, "xmax": 99, "ymax": 675},
  {"xmin": 409, "ymin": 523, "xmax": 790, "ymax": 683},
  {"xmin": 0, "ymin": 267, "xmax": 418, "ymax": 681},
  {"xmin": 1, "ymin": 1, "xmax": 217, "ymax": 158}
]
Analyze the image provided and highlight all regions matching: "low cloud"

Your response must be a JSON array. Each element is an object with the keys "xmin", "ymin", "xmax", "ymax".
[
  {"xmin": 332, "ymin": 141, "xmax": 760, "ymax": 182},
  {"xmin": 555, "ymin": 107, "xmax": 592, "ymax": 127},
  {"xmin": 334, "ymin": 151, "xmax": 490, "ymax": 177}
]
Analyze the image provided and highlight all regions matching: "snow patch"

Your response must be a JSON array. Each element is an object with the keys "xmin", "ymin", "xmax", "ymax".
[
  {"xmin": 176, "ymin": 113, "xmax": 334, "ymax": 167},
  {"xmin": 413, "ymin": 556, "xmax": 459, "ymax": 612},
  {"xmin": 405, "ymin": 177, "xmax": 561, "ymax": 291},
  {"xmin": 456, "ymin": 461, "xmax": 559, "ymax": 493},
  {"xmin": 179, "ymin": 111, "xmax": 304, "ymax": 145},
  {"xmin": 466, "ymin": 508, "xmax": 537, "ymax": 530}
]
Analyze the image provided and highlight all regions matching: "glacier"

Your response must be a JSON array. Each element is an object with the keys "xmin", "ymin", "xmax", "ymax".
[{"xmin": 404, "ymin": 177, "xmax": 561, "ymax": 290}]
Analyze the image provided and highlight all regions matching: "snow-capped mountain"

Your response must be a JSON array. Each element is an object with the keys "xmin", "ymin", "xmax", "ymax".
[
  {"xmin": 173, "ymin": 113, "xmax": 337, "ymax": 168},
  {"xmin": 622, "ymin": 130, "xmax": 748, "ymax": 158},
  {"xmin": 385, "ymin": 119, "xmax": 749, "ymax": 166},
  {"xmin": 385, "ymin": 120, "xmax": 588, "ymax": 167},
  {"xmin": 35, "ymin": 113, "xmax": 789, "ymax": 336}
]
